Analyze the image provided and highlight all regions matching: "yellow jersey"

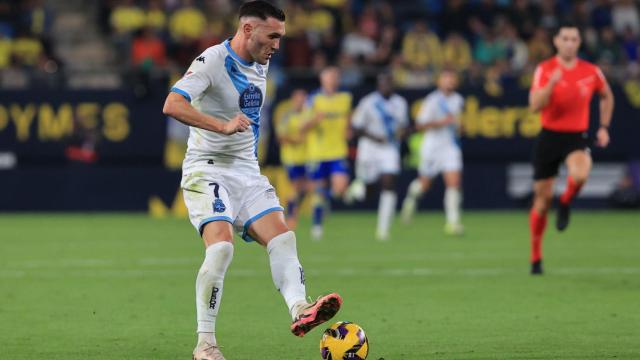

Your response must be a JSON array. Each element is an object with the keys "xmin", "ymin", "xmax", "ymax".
[
  {"xmin": 307, "ymin": 91, "xmax": 352, "ymax": 162},
  {"xmin": 276, "ymin": 108, "xmax": 310, "ymax": 166}
]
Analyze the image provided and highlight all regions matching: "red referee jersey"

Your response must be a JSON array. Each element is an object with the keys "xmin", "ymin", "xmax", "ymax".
[{"xmin": 531, "ymin": 57, "xmax": 606, "ymax": 132}]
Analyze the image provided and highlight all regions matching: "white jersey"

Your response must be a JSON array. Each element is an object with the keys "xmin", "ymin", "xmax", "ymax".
[
  {"xmin": 171, "ymin": 39, "xmax": 268, "ymax": 174},
  {"xmin": 352, "ymin": 92, "xmax": 408, "ymax": 183},
  {"xmin": 352, "ymin": 91, "xmax": 408, "ymax": 149},
  {"xmin": 416, "ymin": 90, "xmax": 464, "ymax": 152}
]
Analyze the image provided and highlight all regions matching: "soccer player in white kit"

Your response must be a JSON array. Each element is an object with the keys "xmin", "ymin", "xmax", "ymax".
[
  {"xmin": 401, "ymin": 70, "xmax": 465, "ymax": 235},
  {"xmin": 162, "ymin": 2, "xmax": 342, "ymax": 359},
  {"xmin": 345, "ymin": 73, "xmax": 408, "ymax": 240}
]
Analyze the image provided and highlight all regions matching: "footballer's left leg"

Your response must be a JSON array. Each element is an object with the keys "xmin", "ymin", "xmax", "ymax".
[
  {"xmin": 443, "ymin": 170, "xmax": 464, "ymax": 235},
  {"xmin": 376, "ymin": 174, "xmax": 397, "ymax": 241},
  {"xmin": 248, "ymin": 211, "xmax": 342, "ymax": 337},
  {"xmin": 557, "ymin": 150, "xmax": 592, "ymax": 231}
]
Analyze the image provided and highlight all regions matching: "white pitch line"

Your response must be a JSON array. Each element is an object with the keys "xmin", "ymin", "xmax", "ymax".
[{"xmin": 1, "ymin": 267, "xmax": 640, "ymax": 279}]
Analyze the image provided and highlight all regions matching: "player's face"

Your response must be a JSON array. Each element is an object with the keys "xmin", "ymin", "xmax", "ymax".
[
  {"xmin": 320, "ymin": 68, "xmax": 340, "ymax": 93},
  {"xmin": 291, "ymin": 90, "xmax": 307, "ymax": 110},
  {"xmin": 248, "ymin": 17, "xmax": 285, "ymax": 65},
  {"xmin": 554, "ymin": 28, "xmax": 581, "ymax": 59},
  {"xmin": 377, "ymin": 75, "xmax": 393, "ymax": 97},
  {"xmin": 438, "ymin": 72, "xmax": 458, "ymax": 92}
]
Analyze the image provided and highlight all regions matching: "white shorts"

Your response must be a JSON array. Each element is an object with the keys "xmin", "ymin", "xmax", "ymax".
[
  {"xmin": 418, "ymin": 145, "xmax": 462, "ymax": 178},
  {"xmin": 181, "ymin": 166, "xmax": 283, "ymax": 242},
  {"xmin": 355, "ymin": 141, "xmax": 400, "ymax": 184}
]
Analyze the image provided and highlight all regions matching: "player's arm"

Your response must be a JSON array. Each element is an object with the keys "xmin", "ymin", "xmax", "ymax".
[
  {"xmin": 163, "ymin": 93, "xmax": 250, "ymax": 135},
  {"xmin": 351, "ymin": 101, "xmax": 385, "ymax": 143},
  {"xmin": 596, "ymin": 76, "xmax": 614, "ymax": 148},
  {"xmin": 529, "ymin": 67, "xmax": 561, "ymax": 113}
]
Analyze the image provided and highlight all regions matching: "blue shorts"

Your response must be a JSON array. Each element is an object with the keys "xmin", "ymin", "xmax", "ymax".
[
  {"xmin": 286, "ymin": 165, "xmax": 307, "ymax": 181},
  {"xmin": 308, "ymin": 159, "xmax": 349, "ymax": 181}
]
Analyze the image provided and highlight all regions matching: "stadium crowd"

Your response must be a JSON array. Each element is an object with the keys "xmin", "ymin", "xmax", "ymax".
[
  {"xmin": 0, "ymin": 0, "xmax": 60, "ymax": 88},
  {"xmin": 102, "ymin": 0, "xmax": 640, "ymax": 88}
]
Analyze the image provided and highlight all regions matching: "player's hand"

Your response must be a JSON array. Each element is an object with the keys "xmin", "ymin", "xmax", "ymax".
[
  {"xmin": 223, "ymin": 114, "xmax": 251, "ymax": 135},
  {"xmin": 549, "ymin": 68, "xmax": 562, "ymax": 85},
  {"xmin": 441, "ymin": 115, "xmax": 456, "ymax": 126},
  {"xmin": 596, "ymin": 126, "xmax": 610, "ymax": 148}
]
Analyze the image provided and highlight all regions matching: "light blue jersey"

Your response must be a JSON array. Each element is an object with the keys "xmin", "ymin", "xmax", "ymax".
[{"xmin": 171, "ymin": 39, "xmax": 268, "ymax": 174}]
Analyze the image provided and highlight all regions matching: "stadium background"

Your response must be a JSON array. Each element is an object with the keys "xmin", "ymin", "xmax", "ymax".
[{"xmin": 1, "ymin": 0, "xmax": 639, "ymax": 212}]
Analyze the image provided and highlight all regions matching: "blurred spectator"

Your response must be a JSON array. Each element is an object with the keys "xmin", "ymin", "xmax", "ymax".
[
  {"xmin": 538, "ymin": 0, "xmax": 560, "ymax": 30},
  {"xmin": 401, "ymin": 21, "xmax": 441, "ymax": 71},
  {"xmin": 338, "ymin": 53, "xmax": 363, "ymax": 88},
  {"xmin": 369, "ymin": 25, "xmax": 400, "ymax": 66},
  {"xmin": 110, "ymin": 0, "xmax": 145, "ymax": 35},
  {"xmin": 12, "ymin": 29, "xmax": 43, "ymax": 67},
  {"xmin": 341, "ymin": 10, "xmax": 377, "ymax": 64},
  {"xmin": 502, "ymin": 23, "xmax": 528, "ymax": 72},
  {"xmin": 146, "ymin": 0, "xmax": 167, "ymax": 32},
  {"xmin": 591, "ymin": 0, "xmax": 612, "ymax": 30},
  {"xmin": 472, "ymin": 23, "xmax": 507, "ymax": 66},
  {"xmin": 622, "ymin": 26, "xmax": 640, "ymax": 65},
  {"xmin": 596, "ymin": 27, "xmax": 624, "ymax": 65},
  {"xmin": 131, "ymin": 27, "xmax": 167, "ymax": 69},
  {"xmin": 441, "ymin": 32, "xmax": 472, "ymax": 74},
  {"xmin": 508, "ymin": 0, "xmax": 540, "ymax": 39},
  {"xmin": 612, "ymin": 0, "xmax": 640, "ymax": 36},
  {"xmin": 283, "ymin": 2, "xmax": 312, "ymax": 67},
  {"xmin": 527, "ymin": 27, "xmax": 553, "ymax": 64},
  {"xmin": 0, "ymin": 31, "xmax": 10, "ymax": 69},
  {"xmin": 169, "ymin": 0, "xmax": 207, "ymax": 41},
  {"xmin": 441, "ymin": 0, "xmax": 469, "ymax": 37}
]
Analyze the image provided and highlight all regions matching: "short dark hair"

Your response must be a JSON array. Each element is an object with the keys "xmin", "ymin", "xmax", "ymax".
[
  {"xmin": 554, "ymin": 21, "xmax": 580, "ymax": 36},
  {"xmin": 239, "ymin": 1, "xmax": 285, "ymax": 22}
]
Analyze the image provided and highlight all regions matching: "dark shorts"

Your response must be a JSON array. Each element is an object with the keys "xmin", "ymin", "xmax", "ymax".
[
  {"xmin": 533, "ymin": 129, "xmax": 590, "ymax": 180},
  {"xmin": 286, "ymin": 165, "xmax": 307, "ymax": 181},
  {"xmin": 307, "ymin": 159, "xmax": 349, "ymax": 181}
]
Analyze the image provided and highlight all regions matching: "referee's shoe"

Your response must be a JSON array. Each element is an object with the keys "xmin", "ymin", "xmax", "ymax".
[{"xmin": 556, "ymin": 200, "xmax": 570, "ymax": 231}]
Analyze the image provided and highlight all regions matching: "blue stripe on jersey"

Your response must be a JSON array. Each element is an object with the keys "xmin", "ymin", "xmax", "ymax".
[
  {"xmin": 224, "ymin": 55, "xmax": 261, "ymax": 157},
  {"xmin": 224, "ymin": 39, "xmax": 254, "ymax": 66},
  {"xmin": 171, "ymin": 87, "xmax": 191, "ymax": 102},
  {"xmin": 373, "ymin": 95, "xmax": 397, "ymax": 145}
]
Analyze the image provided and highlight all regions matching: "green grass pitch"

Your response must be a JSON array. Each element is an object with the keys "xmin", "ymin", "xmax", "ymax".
[{"xmin": 1, "ymin": 211, "xmax": 639, "ymax": 359}]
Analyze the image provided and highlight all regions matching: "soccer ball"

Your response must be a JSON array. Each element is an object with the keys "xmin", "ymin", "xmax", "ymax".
[{"xmin": 319, "ymin": 321, "xmax": 369, "ymax": 359}]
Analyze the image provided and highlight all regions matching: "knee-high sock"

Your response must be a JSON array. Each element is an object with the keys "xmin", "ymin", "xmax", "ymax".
[
  {"xmin": 444, "ymin": 187, "xmax": 462, "ymax": 225},
  {"xmin": 377, "ymin": 190, "xmax": 397, "ymax": 235},
  {"xmin": 267, "ymin": 231, "xmax": 307, "ymax": 320},
  {"xmin": 312, "ymin": 191, "xmax": 324, "ymax": 227},
  {"xmin": 560, "ymin": 176, "xmax": 584, "ymax": 205},
  {"xmin": 196, "ymin": 241, "xmax": 234, "ymax": 345},
  {"xmin": 407, "ymin": 179, "xmax": 423, "ymax": 198},
  {"xmin": 529, "ymin": 209, "xmax": 547, "ymax": 263}
]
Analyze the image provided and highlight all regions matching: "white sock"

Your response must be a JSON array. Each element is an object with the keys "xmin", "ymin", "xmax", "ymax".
[
  {"xmin": 408, "ymin": 179, "xmax": 423, "ymax": 198},
  {"xmin": 444, "ymin": 187, "xmax": 462, "ymax": 225},
  {"xmin": 377, "ymin": 190, "xmax": 397, "ymax": 236},
  {"xmin": 195, "ymin": 241, "xmax": 234, "ymax": 345},
  {"xmin": 267, "ymin": 231, "xmax": 307, "ymax": 320}
]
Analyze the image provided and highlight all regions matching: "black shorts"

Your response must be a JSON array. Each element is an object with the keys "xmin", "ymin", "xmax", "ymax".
[{"xmin": 532, "ymin": 129, "xmax": 590, "ymax": 180}]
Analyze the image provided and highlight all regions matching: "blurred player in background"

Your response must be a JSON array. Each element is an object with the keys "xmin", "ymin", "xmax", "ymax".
[
  {"xmin": 528, "ymin": 23, "xmax": 614, "ymax": 275},
  {"xmin": 345, "ymin": 72, "xmax": 409, "ymax": 240},
  {"xmin": 303, "ymin": 66, "xmax": 353, "ymax": 240},
  {"xmin": 162, "ymin": 2, "xmax": 342, "ymax": 359},
  {"xmin": 275, "ymin": 89, "xmax": 310, "ymax": 230},
  {"xmin": 401, "ymin": 70, "xmax": 465, "ymax": 236}
]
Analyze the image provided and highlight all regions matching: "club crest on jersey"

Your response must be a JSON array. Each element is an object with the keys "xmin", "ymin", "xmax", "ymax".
[
  {"xmin": 213, "ymin": 199, "xmax": 226, "ymax": 213},
  {"xmin": 239, "ymin": 83, "xmax": 263, "ymax": 116}
]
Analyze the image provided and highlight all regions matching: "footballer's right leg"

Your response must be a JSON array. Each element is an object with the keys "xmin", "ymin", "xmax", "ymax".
[
  {"xmin": 401, "ymin": 176, "xmax": 431, "ymax": 223},
  {"xmin": 248, "ymin": 211, "xmax": 342, "ymax": 337}
]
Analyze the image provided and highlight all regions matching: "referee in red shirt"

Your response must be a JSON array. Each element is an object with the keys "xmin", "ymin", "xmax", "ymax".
[{"xmin": 528, "ymin": 23, "xmax": 614, "ymax": 275}]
